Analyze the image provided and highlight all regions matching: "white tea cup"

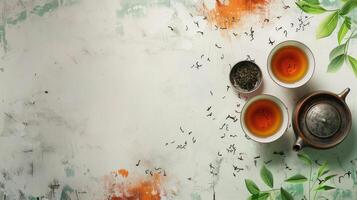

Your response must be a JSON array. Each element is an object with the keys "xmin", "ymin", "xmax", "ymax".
[
  {"xmin": 240, "ymin": 94, "xmax": 289, "ymax": 143},
  {"xmin": 267, "ymin": 40, "xmax": 315, "ymax": 88}
]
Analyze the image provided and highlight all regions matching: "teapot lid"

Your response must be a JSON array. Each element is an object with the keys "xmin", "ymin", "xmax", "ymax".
[{"xmin": 305, "ymin": 103, "xmax": 341, "ymax": 138}]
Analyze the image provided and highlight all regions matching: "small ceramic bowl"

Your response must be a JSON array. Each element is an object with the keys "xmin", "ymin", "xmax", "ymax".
[
  {"xmin": 229, "ymin": 61, "xmax": 262, "ymax": 94},
  {"xmin": 240, "ymin": 94, "xmax": 289, "ymax": 143},
  {"xmin": 267, "ymin": 40, "xmax": 315, "ymax": 88}
]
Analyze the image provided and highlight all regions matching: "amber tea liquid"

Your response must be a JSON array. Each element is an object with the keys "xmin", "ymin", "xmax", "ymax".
[
  {"xmin": 244, "ymin": 99, "xmax": 283, "ymax": 137},
  {"xmin": 271, "ymin": 45, "xmax": 308, "ymax": 83}
]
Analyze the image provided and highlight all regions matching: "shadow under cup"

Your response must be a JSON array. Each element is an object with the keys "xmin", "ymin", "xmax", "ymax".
[
  {"xmin": 240, "ymin": 95, "xmax": 289, "ymax": 143},
  {"xmin": 267, "ymin": 40, "xmax": 315, "ymax": 88}
]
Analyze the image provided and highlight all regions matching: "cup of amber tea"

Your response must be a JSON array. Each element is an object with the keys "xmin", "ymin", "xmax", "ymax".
[
  {"xmin": 240, "ymin": 95, "xmax": 289, "ymax": 143},
  {"xmin": 267, "ymin": 40, "xmax": 315, "ymax": 88}
]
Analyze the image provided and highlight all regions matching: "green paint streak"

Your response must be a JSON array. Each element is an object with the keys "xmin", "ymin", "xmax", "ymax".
[
  {"xmin": 60, "ymin": 185, "xmax": 74, "ymax": 200},
  {"xmin": 6, "ymin": 10, "xmax": 27, "ymax": 25},
  {"xmin": 65, "ymin": 166, "xmax": 75, "ymax": 177},
  {"xmin": 333, "ymin": 188, "xmax": 353, "ymax": 200},
  {"xmin": 31, "ymin": 0, "xmax": 59, "ymax": 16},
  {"xmin": 0, "ymin": 25, "xmax": 8, "ymax": 53},
  {"xmin": 190, "ymin": 193, "xmax": 202, "ymax": 200}
]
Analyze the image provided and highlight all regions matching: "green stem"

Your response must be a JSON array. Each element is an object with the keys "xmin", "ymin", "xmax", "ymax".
[
  {"xmin": 308, "ymin": 165, "xmax": 312, "ymax": 200},
  {"xmin": 345, "ymin": 35, "xmax": 352, "ymax": 54},
  {"xmin": 310, "ymin": 179, "xmax": 318, "ymax": 191},
  {"xmin": 261, "ymin": 188, "xmax": 280, "ymax": 193},
  {"xmin": 313, "ymin": 190, "xmax": 318, "ymax": 200},
  {"xmin": 270, "ymin": 191, "xmax": 275, "ymax": 200},
  {"xmin": 326, "ymin": 9, "xmax": 340, "ymax": 12},
  {"xmin": 344, "ymin": 29, "xmax": 356, "ymax": 60},
  {"xmin": 311, "ymin": 179, "xmax": 319, "ymax": 200},
  {"xmin": 259, "ymin": 188, "xmax": 280, "ymax": 200}
]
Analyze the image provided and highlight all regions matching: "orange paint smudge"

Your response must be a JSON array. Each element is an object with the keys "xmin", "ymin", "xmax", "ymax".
[
  {"xmin": 205, "ymin": 0, "xmax": 270, "ymax": 29},
  {"xmin": 117, "ymin": 169, "xmax": 129, "ymax": 178},
  {"xmin": 104, "ymin": 171, "xmax": 165, "ymax": 200}
]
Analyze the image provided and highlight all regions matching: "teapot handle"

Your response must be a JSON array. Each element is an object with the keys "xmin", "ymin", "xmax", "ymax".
[{"xmin": 338, "ymin": 88, "xmax": 350, "ymax": 102}]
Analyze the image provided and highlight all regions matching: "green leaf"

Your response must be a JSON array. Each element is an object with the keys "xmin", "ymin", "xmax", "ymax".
[
  {"xmin": 320, "ymin": 169, "xmax": 330, "ymax": 177},
  {"xmin": 328, "ymin": 54, "xmax": 345, "ymax": 72},
  {"xmin": 297, "ymin": 153, "xmax": 312, "ymax": 165},
  {"xmin": 245, "ymin": 179, "xmax": 260, "ymax": 195},
  {"xmin": 317, "ymin": 162, "xmax": 330, "ymax": 177},
  {"xmin": 285, "ymin": 174, "xmax": 308, "ymax": 183},
  {"xmin": 329, "ymin": 43, "xmax": 346, "ymax": 60},
  {"xmin": 248, "ymin": 193, "xmax": 270, "ymax": 200},
  {"xmin": 296, "ymin": 1, "xmax": 326, "ymax": 14},
  {"xmin": 316, "ymin": 11, "xmax": 339, "ymax": 39},
  {"xmin": 324, "ymin": 174, "xmax": 337, "ymax": 182},
  {"xmin": 337, "ymin": 17, "xmax": 351, "ymax": 44},
  {"xmin": 347, "ymin": 55, "xmax": 357, "ymax": 77},
  {"xmin": 340, "ymin": 0, "xmax": 357, "ymax": 15},
  {"xmin": 304, "ymin": 0, "xmax": 320, "ymax": 5},
  {"xmin": 260, "ymin": 165, "xmax": 274, "ymax": 188},
  {"xmin": 315, "ymin": 185, "xmax": 336, "ymax": 191},
  {"xmin": 352, "ymin": 33, "xmax": 357, "ymax": 39},
  {"xmin": 344, "ymin": 17, "xmax": 351, "ymax": 29},
  {"xmin": 280, "ymin": 188, "xmax": 294, "ymax": 200}
]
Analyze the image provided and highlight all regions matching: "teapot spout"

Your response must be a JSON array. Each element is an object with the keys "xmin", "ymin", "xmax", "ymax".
[
  {"xmin": 338, "ymin": 88, "xmax": 350, "ymax": 101},
  {"xmin": 293, "ymin": 137, "xmax": 305, "ymax": 151}
]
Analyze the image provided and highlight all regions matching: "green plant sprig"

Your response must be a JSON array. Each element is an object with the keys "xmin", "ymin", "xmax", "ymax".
[
  {"xmin": 244, "ymin": 153, "xmax": 336, "ymax": 200},
  {"xmin": 245, "ymin": 165, "xmax": 294, "ymax": 200},
  {"xmin": 296, "ymin": 0, "xmax": 357, "ymax": 77}
]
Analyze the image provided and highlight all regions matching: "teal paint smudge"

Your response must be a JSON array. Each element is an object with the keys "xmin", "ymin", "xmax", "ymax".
[
  {"xmin": 286, "ymin": 184, "xmax": 304, "ymax": 199},
  {"xmin": 274, "ymin": 185, "xmax": 304, "ymax": 200},
  {"xmin": 6, "ymin": 11, "xmax": 27, "ymax": 25},
  {"xmin": 0, "ymin": 0, "xmax": 80, "ymax": 55},
  {"xmin": 116, "ymin": 0, "xmax": 194, "ymax": 18},
  {"xmin": 30, "ymin": 0, "xmax": 80, "ymax": 17},
  {"xmin": 31, "ymin": 0, "xmax": 60, "ymax": 16},
  {"xmin": 0, "ymin": 25, "xmax": 9, "ymax": 53},
  {"xmin": 61, "ymin": 0, "xmax": 80, "ymax": 6},
  {"xmin": 116, "ymin": 0, "xmax": 195, "ymax": 34},
  {"xmin": 191, "ymin": 193, "xmax": 202, "ymax": 200},
  {"xmin": 350, "ymin": 167, "xmax": 357, "ymax": 185},
  {"xmin": 28, "ymin": 196, "xmax": 37, "ymax": 200},
  {"xmin": 115, "ymin": 0, "xmax": 155, "ymax": 35},
  {"xmin": 333, "ymin": 188, "xmax": 353, "ymax": 200},
  {"xmin": 64, "ymin": 166, "xmax": 75, "ymax": 177},
  {"xmin": 116, "ymin": 0, "xmax": 169, "ymax": 18},
  {"xmin": 60, "ymin": 185, "xmax": 74, "ymax": 200}
]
